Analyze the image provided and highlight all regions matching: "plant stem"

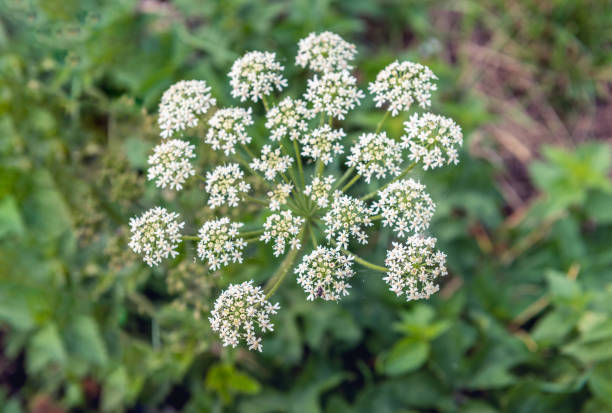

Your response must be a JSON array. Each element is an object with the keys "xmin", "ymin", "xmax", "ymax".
[
  {"xmin": 242, "ymin": 193, "xmax": 269, "ymax": 205},
  {"xmin": 240, "ymin": 229, "xmax": 264, "ymax": 238},
  {"xmin": 195, "ymin": 174, "xmax": 207, "ymax": 183},
  {"xmin": 244, "ymin": 236, "xmax": 261, "ymax": 243},
  {"xmin": 262, "ymin": 96, "xmax": 270, "ymax": 112},
  {"xmin": 293, "ymin": 139, "xmax": 305, "ymax": 188},
  {"xmin": 264, "ymin": 228, "xmax": 305, "ymax": 299},
  {"xmin": 335, "ymin": 166, "xmax": 355, "ymax": 189},
  {"xmin": 375, "ymin": 111, "xmax": 390, "ymax": 134},
  {"xmin": 309, "ymin": 224, "xmax": 318, "ymax": 248},
  {"xmin": 361, "ymin": 162, "xmax": 417, "ymax": 201},
  {"xmin": 341, "ymin": 173, "xmax": 361, "ymax": 192},
  {"xmin": 370, "ymin": 214, "xmax": 383, "ymax": 221},
  {"xmin": 341, "ymin": 248, "xmax": 388, "ymax": 272},
  {"xmin": 182, "ymin": 235, "xmax": 200, "ymax": 241}
]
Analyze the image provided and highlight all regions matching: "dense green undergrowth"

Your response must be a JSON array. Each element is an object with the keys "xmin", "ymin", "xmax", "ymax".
[{"xmin": 1, "ymin": 1, "xmax": 611, "ymax": 412}]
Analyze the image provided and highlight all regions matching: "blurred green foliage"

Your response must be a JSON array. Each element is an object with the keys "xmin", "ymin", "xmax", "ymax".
[{"xmin": 1, "ymin": 0, "xmax": 611, "ymax": 412}]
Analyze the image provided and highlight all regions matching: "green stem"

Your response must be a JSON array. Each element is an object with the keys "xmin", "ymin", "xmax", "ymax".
[
  {"xmin": 293, "ymin": 139, "xmax": 305, "ymax": 188},
  {"xmin": 262, "ymin": 96, "xmax": 270, "ymax": 112},
  {"xmin": 335, "ymin": 166, "xmax": 355, "ymax": 189},
  {"xmin": 371, "ymin": 214, "xmax": 383, "ymax": 221},
  {"xmin": 361, "ymin": 162, "xmax": 417, "ymax": 201},
  {"xmin": 341, "ymin": 173, "xmax": 361, "ymax": 192},
  {"xmin": 375, "ymin": 111, "xmax": 390, "ymax": 134},
  {"xmin": 195, "ymin": 174, "xmax": 207, "ymax": 183},
  {"xmin": 342, "ymin": 248, "xmax": 388, "ymax": 273},
  {"xmin": 244, "ymin": 236, "xmax": 261, "ymax": 243},
  {"xmin": 242, "ymin": 193, "xmax": 269, "ymax": 205},
  {"xmin": 309, "ymin": 224, "xmax": 318, "ymax": 248},
  {"xmin": 182, "ymin": 235, "xmax": 200, "ymax": 241},
  {"xmin": 240, "ymin": 229, "xmax": 264, "ymax": 238},
  {"xmin": 316, "ymin": 159, "xmax": 324, "ymax": 177},
  {"xmin": 264, "ymin": 228, "xmax": 305, "ymax": 299}
]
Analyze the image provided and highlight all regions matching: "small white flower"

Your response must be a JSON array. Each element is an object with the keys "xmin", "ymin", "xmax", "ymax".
[
  {"xmin": 197, "ymin": 218, "xmax": 246, "ymax": 270},
  {"xmin": 304, "ymin": 175, "xmax": 335, "ymax": 208},
  {"xmin": 304, "ymin": 70, "xmax": 364, "ymax": 120},
  {"xmin": 265, "ymin": 97, "xmax": 314, "ymax": 141},
  {"xmin": 158, "ymin": 80, "xmax": 216, "ymax": 138},
  {"xmin": 346, "ymin": 132, "xmax": 403, "ymax": 183},
  {"xmin": 369, "ymin": 61, "xmax": 437, "ymax": 116},
  {"xmin": 250, "ymin": 145, "xmax": 294, "ymax": 181},
  {"xmin": 300, "ymin": 125, "xmax": 345, "ymax": 165},
  {"xmin": 296, "ymin": 31, "xmax": 357, "ymax": 73},
  {"xmin": 229, "ymin": 51, "xmax": 288, "ymax": 102},
  {"xmin": 260, "ymin": 210, "xmax": 304, "ymax": 257},
  {"xmin": 205, "ymin": 107, "xmax": 253, "ymax": 156},
  {"xmin": 401, "ymin": 113, "xmax": 463, "ymax": 170},
  {"xmin": 128, "ymin": 207, "xmax": 184, "ymax": 267},
  {"xmin": 322, "ymin": 192, "xmax": 373, "ymax": 249},
  {"xmin": 373, "ymin": 179, "xmax": 435, "ymax": 236},
  {"xmin": 295, "ymin": 247, "xmax": 355, "ymax": 301},
  {"xmin": 147, "ymin": 139, "xmax": 196, "ymax": 191},
  {"xmin": 384, "ymin": 236, "xmax": 447, "ymax": 300},
  {"xmin": 205, "ymin": 163, "xmax": 251, "ymax": 208},
  {"xmin": 267, "ymin": 183, "xmax": 293, "ymax": 211},
  {"xmin": 209, "ymin": 280, "xmax": 280, "ymax": 351}
]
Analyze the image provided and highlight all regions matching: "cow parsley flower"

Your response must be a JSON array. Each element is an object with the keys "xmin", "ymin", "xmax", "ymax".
[
  {"xmin": 295, "ymin": 247, "xmax": 355, "ymax": 301},
  {"xmin": 304, "ymin": 70, "xmax": 364, "ymax": 120},
  {"xmin": 373, "ymin": 179, "xmax": 435, "ymax": 236},
  {"xmin": 401, "ymin": 113, "xmax": 463, "ymax": 170},
  {"xmin": 147, "ymin": 139, "xmax": 196, "ymax": 190},
  {"xmin": 128, "ymin": 207, "xmax": 184, "ymax": 267},
  {"xmin": 250, "ymin": 145, "xmax": 294, "ymax": 181},
  {"xmin": 197, "ymin": 218, "xmax": 246, "ymax": 270},
  {"xmin": 260, "ymin": 210, "xmax": 304, "ymax": 257},
  {"xmin": 369, "ymin": 61, "xmax": 437, "ymax": 116},
  {"xmin": 346, "ymin": 132, "xmax": 402, "ymax": 183},
  {"xmin": 265, "ymin": 97, "xmax": 313, "ymax": 141},
  {"xmin": 384, "ymin": 237, "xmax": 447, "ymax": 300},
  {"xmin": 322, "ymin": 192, "xmax": 373, "ymax": 249},
  {"xmin": 267, "ymin": 183, "xmax": 293, "ymax": 211},
  {"xmin": 205, "ymin": 107, "xmax": 253, "ymax": 156},
  {"xmin": 304, "ymin": 175, "xmax": 335, "ymax": 208},
  {"xmin": 300, "ymin": 125, "xmax": 345, "ymax": 165},
  {"xmin": 209, "ymin": 280, "xmax": 280, "ymax": 351},
  {"xmin": 205, "ymin": 163, "xmax": 251, "ymax": 208},
  {"xmin": 158, "ymin": 80, "xmax": 216, "ymax": 138},
  {"xmin": 296, "ymin": 31, "xmax": 357, "ymax": 73},
  {"xmin": 229, "ymin": 51, "xmax": 288, "ymax": 102}
]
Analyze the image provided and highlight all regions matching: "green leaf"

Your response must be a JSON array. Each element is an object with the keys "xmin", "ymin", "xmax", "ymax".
[
  {"xmin": 101, "ymin": 366, "xmax": 129, "ymax": 412},
  {"xmin": 205, "ymin": 363, "xmax": 261, "ymax": 404},
  {"xmin": 64, "ymin": 315, "xmax": 109, "ymax": 366},
  {"xmin": 379, "ymin": 338, "xmax": 429, "ymax": 376},
  {"xmin": 26, "ymin": 323, "xmax": 67, "ymax": 374},
  {"xmin": 0, "ymin": 196, "xmax": 24, "ymax": 239}
]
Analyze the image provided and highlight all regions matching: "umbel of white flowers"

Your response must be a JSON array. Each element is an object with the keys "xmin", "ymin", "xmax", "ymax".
[{"xmin": 128, "ymin": 31, "xmax": 463, "ymax": 351}]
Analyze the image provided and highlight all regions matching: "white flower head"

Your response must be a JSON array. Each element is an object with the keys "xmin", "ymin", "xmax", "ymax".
[
  {"xmin": 260, "ymin": 210, "xmax": 304, "ymax": 257},
  {"xmin": 304, "ymin": 175, "xmax": 335, "ymax": 208},
  {"xmin": 197, "ymin": 218, "xmax": 246, "ymax": 271},
  {"xmin": 322, "ymin": 192, "xmax": 373, "ymax": 249},
  {"xmin": 209, "ymin": 280, "xmax": 280, "ymax": 352},
  {"xmin": 384, "ymin": 237, "xmax": 447, "ymax": 300},
  {"xmin": 265, "ymin": 97, "xmax": 314, "ymax": 141},
  {"xmin": 229, "ymin": 51, "xmax": 288, "ymax": 102},
  {"xmin": 128, "ymin": 207, "xmax": 184, "ymax": 267},
  {"xmin": 250, "ymin": 145, "xmax": 294, "ymax": 181},
  {"xmin": 295, "ymin": 247, "xmax": 355, "ymax": 301},
  {"xmin": 401, "ymin": 113, "xmax": 463, "ymax": 170},
  {"xmin": 205, "ymin": 163, "xmax": 251, "ymax": 208},
  {"xmin": 300, "ymin": 125, "xmax": 345, "ymax": 165},
  {"xmin": 147, "ymin": 139, "xmax": 196, "ymax": 191},
  {"xmin": 373, "ymin": 179, "xmax": 435, "ymax": 237},
  {"xmin": 158, "ymin": 80, "xmax": 216, "ymax": 138},
  {"xmin": 296, "ymin": 31, "xmax": 357, "ymax": 73},
  {"xmin": 205, "ymin": 107, "xmax": 253, "ymax": 156},
  {"xmin": 346, "ymin": 132, "xmax": 403, "ymax": 183},
  {"xmin": 267, "ymin": 183, "xmax": 293, "ymax": 211},
  {"xmin": 369, "ymin": 61, "xmax": 437, "ymax": 116},
  {"xmin": 304, "ymin": 70, "xmax": 364, "ymax": 120}
]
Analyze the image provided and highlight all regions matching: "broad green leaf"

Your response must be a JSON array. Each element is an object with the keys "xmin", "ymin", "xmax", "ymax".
[
  {"xmin": 379, "ymin": 338, "xmax": 429, "ymax": 376},
  {"xmin": 26, "ymin": 323, "xmax": 67, "ymax": 374}
]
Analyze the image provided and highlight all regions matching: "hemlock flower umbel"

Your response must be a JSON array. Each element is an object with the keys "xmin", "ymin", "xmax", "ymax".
[{"xmin": 128, "ymin": 32, "xmax": 463, "ymax": 351}]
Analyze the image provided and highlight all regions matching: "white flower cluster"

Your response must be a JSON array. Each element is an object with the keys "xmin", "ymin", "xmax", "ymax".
[
  {"xmin": 304, "ymin": 175, "xmax": 335, "ymax": 208},
  {"xmin": 384, "ymin": 237, "xmax": 447, "ymax": 301},
  {"xmin": 402, "ymin": 113, "xmax": 463, "ymax": 170},
  {"xmin": 267, "ymin": 183, "xmax": 293, "ymax": 211},
  {"xmin": 250, "ymin": 145, "xmax": 294, "ymax": 181},
  {"xmin": 369, "ymin": 61, "xmax": 437, "ymax": 116},
  {"xmin": 260, "ymin": 210, "xmax": 304, "ymax": 257},
  {"xmin": 374, "ymin": 179, "xmax": 435, "ymax": 237},
  {"xmin": 296, "ymin": 31, "xmax": 356, "ymax": 73},
  {"xmin": 205, "ymin": 163, "xmax": 251, "ymax": 208},
  {"xmin": 158, "ymin": 80, "xmax": 216, "ymax": 138},
  {"xmin": 300, "ymin": 125, "xmax": 345, "ymax": 165},
  {"xmin": 229, "ymin": 51, "xmax": 288, "ymax": 102},
  {"xmin": 147, "ymin": 139, "xmax": 196, "ymax": 190},
  {"xmin": 295, "ymin": 247, "xmax": 355, "ymax": 301},
  {"xmin": 265, "ymin": 97, "xmax": 313, "ymax": 141},
  {"xmin": 205, "ymin": 107, "xmax": 253, "ymax": 155},
  {"xmin": 322, "ymin": 192, "xmax": 373, "ymax": 249},
  {"xmin": 346, "ymin": 132, "xmax": 402, "ymax": 183},
  {"xmin": 197, "ymin": 218, "xmax": 246, "ymax": 270},
  {"xmin": 128, "ymin": 207, "xmax": 184, "ymax": 267},
  {"xmin": 209, "ymin": 280, "xmax": 280, "ymax": 351},
  {"xmin": 304, "ymin": 70, "xmax": 364, "ymax": 120}
]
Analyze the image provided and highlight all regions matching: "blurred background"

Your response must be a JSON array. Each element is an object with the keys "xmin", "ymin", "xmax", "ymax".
[{"xmin": 1, "ymin": 0, "xmax": 611, "ymax": 412}]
